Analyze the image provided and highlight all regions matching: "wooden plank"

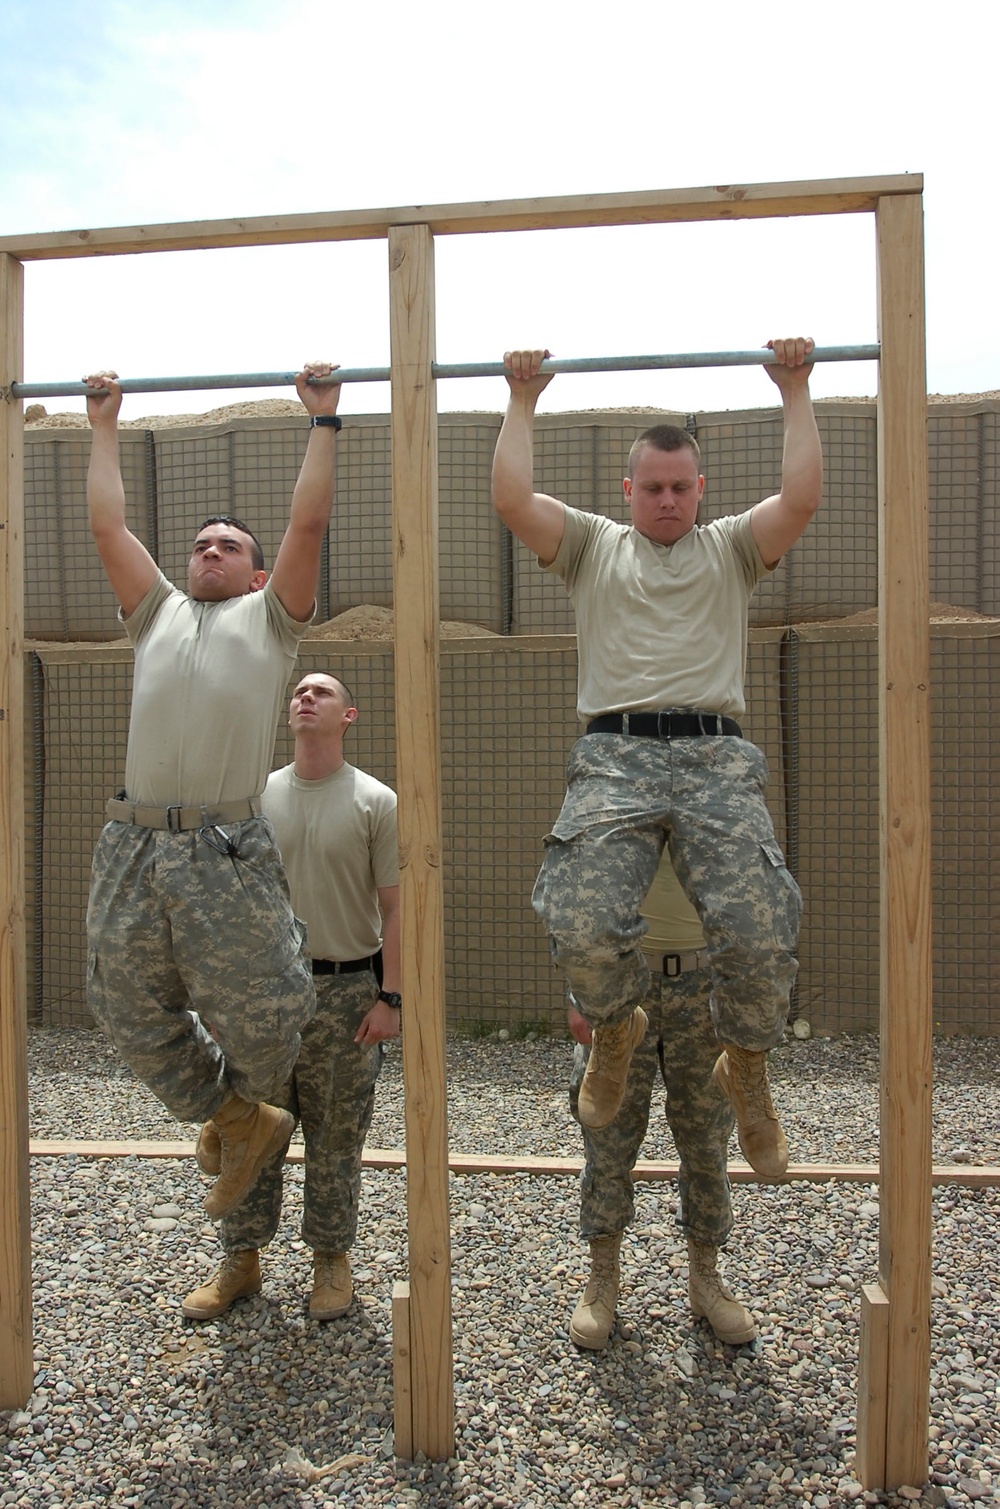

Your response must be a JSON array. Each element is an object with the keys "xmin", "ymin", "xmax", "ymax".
[
  {"xmin": 0, "ymin": 251, "xmax": 33, "ymax": 1410},
  {"xmin": 856, "ymin": 1282, "xmax": 890, "ymax": 1488},
  {"xmin": 876, "ymin": 190, "xmax": 932, "ymax": 1493},
  {"xmin": 26, "ymin": 1141, "xmax": 1000, "ymax": 1188},
  {"xmin": 26, "ymin": 642, "xmax": 133, "ymax": 665},
  {"xmin": 391, "ymin": 1281, "xmax": 414, "ymax": 1462},
  {"xmin": 792, "ymin": 620, "xmax": 1000, "ymax": 643},
  {"xmin": 388, "ymin": 222, "xmax": 454, "ymax": 1462},
  {"xmin": 0, "ymin": 175, "xmax": 922, "ymax": 261}
]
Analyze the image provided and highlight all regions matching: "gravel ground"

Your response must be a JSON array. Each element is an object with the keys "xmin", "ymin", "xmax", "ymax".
[{"xmin": 5, "ymin": 1029, "xmax": 1000, "ymax": 1509}]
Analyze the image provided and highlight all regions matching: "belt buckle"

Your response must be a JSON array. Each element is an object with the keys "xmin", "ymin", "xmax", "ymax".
[
  {"xmin": 656, "ymin": 710, "xmax": 673, "ymax": 739},
  {"xmin": 166, "ymin": 805, "xmax": 183, "ymax": 833},
  {"xmin": 664, "ymin": 953, "xmax": 682, "ymax": 977}
]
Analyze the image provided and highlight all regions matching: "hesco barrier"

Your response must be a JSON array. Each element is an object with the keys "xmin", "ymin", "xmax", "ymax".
[{"xmin": 21, "ymin": 399, "xmax": 1000, "ymax": 1034}]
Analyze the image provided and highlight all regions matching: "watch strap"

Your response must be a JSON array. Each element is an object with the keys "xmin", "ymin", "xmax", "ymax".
[
  {"xmin": 377, "ymin": 989, "xmax": 402, "ymax": 1010},
  {"xmin": 310, "ymin": 414, "xmax": 342, "ymax": 430}
]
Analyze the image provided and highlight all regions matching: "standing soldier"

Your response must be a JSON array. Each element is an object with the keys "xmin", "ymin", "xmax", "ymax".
[{"xmin": 183, "ymin": 672, "xmax": 401, "ymax": 1320}]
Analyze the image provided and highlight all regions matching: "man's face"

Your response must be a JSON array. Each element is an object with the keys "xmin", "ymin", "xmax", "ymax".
[
  {"xmin": 288, "ymin": 674, "xmax": 356, "ymax": 737},
  {"xmin": 623, "ymin": 443, "xmax": 705, "ymax": 547},
  {"xmin": 187, "ymin": 523, "xmax": 265, "ymax": 601}
]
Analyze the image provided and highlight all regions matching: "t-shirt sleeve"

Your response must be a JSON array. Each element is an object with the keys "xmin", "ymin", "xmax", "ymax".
[
  {"xmin": 719, "ymin": 510, "xmax": 771, "ymax": 591},
  {"xmin": 263, "ymin": 579, "xmax": 316, "ymax": 653},
  {"xmin": 371, "ymin": 791, "xmax": 400, "ymax": 889},
  {"xmin": 544, "ymin": 506, "xmax": 601, "ymax": 590},
  {"xmin": 119, "ymin": 570, "xmax": 176, "ymax": 647}
]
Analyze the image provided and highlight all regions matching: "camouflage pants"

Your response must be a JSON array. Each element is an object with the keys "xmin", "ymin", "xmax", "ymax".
[
  {"xmin": 86, "ymin": 816, "xmax": 315, "ymax": 1122},
  {"xmin": 570, "ymin": 970, "xmax": 735, "ymax": 1246},
  {"xmin": 220, "ymin": 971, "xmax": 383, "ymax": 1255},
  {"xmin": 533, "ymin": 733, "xmax": 801, "ymax": 1050}
]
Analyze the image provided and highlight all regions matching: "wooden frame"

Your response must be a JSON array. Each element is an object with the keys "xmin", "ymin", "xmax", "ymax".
[{"xmin": 0, "ymin": 175, "xmax": 929, "ymax": 1486}]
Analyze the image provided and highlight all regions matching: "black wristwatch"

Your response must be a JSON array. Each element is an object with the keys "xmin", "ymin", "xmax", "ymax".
[
  {"xmin": 377, "ymin": 989, "xmax": 402, "ymax": 1010},
  {"xmin": 309, "ymin": 414, "xmax": 342, "ymax": 429}
]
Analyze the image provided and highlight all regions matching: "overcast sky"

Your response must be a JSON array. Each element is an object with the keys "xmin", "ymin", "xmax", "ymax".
[{"xmin": 0, "ymin": 0, "xmax": 995, "ymax": 419}]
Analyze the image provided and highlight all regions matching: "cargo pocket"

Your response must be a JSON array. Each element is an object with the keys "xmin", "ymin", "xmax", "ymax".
[{"xmin": 760, "ymin": 840, "xmax": 802, "ymax": 951}]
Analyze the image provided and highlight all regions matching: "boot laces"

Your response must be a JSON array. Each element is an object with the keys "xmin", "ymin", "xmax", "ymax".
[
  {"xmin": 218, "ymin": 1251, "xmax": 253, "ymax": 1282},
  {"xmin": 587, "ymin": 1241, "xmax": 620, "ymax": 1306},
  {"xmin": 314, "ymin": 1253, "xmax": 344, "ymax": 1287},
  {"xmin": 729, "ymin": 1048, "xmax": 773, "ymax": 1121},
  {"xmin": 590, "ymin": 1017, "xmax": 628, "ymax": 1072}
]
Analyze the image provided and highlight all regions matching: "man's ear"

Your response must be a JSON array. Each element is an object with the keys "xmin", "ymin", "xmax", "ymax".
[
  {"xmin": 248, "ymin": 570, "xmax": 268, "ymax": 593},
  {"xmin": 345, "ymin": 707, "xmax": 359, "ymax": 724},
  {"xmin": 622, "ymin": 477, "xmax": 632, "ymax": 502}
]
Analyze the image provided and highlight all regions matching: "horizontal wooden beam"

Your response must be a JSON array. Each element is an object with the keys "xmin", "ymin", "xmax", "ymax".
[
  {"xmin": 0, "ymin": 175, "xmax": 922, "ymax": 261},
  {"xmin": 28, "ymin": 1140, "xmax": 997, "ymax": 1187}
]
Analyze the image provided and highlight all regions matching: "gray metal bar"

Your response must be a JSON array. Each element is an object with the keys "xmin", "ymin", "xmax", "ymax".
[
  {"xmin": 433, "ymin": 345, "xmax": 880, "ymax": 380},
  {"xmin": 8, "ymin": 345, "xmax": 880, "ymax": 401}
]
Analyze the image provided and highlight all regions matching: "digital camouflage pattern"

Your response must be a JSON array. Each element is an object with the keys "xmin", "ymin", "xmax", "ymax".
[
  {"xmin": 87, "ymin": 815, "xmax": 315, "ymax": 1122},
  {"xmin": 570, "ymin": 969, "xmax": 736, "ymax": 1246},
  {"xmin": 220, "ymin": 970, "xmax": 383, "ymax": 1255},
  {"xmin": 533, "ymin": 732, "xmax": 801, "ymax": 1048}
]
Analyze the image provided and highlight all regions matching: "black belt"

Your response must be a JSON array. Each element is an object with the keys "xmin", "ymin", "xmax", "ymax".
[
  {"xmin": 587, "ymin": 711, "xmax": 742, "ymax": 740},
  {"xmin": 312, "ymin": 956, "xmax": 372, "ymax": 976}
]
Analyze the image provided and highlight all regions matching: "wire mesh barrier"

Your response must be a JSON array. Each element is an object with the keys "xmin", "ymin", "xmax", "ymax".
[{"xmin": 22, "ymin": 398, "xmax": 1000, "ymax": 1035}]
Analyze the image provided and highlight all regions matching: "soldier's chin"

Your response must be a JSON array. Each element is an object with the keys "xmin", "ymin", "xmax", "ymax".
[{"xmin": 190, "ymin": 579, "xmax": 230, "ymax": 601}]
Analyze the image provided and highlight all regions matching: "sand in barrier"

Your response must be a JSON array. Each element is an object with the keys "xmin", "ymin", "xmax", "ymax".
[{"xmin": 305, "ymin": 604, "xmax": 499, "ymax": 640}]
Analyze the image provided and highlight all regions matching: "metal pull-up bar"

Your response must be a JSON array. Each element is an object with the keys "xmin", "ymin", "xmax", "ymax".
[{"xmin": 6, "ymin": 344, "xmax": 880, "ymax": 401}]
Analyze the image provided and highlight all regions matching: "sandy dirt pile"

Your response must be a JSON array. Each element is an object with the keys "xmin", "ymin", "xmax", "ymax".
[
  {"xmin": 23, "ymin": 398, "xmax": 308, "ymax": 429},
  {"xmin": 305, "ymin": 604, "xmax": 498, "ymax": 640},
  {"xmin": 22, "ymin": 390, "xmax": 1000, "ymax": 429},
  {"xmin": 817, "ymin": 601, "xmax": 999, "ymax": 625}
]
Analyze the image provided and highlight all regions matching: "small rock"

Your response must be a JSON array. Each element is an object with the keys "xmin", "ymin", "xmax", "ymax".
[
  {"xmin": 956, "ymin": 1476, "xmax": 991, "ymax": 1500},
  {"xmin": 675, "ymin": 1348, "xmax": 698, "ymax": 1378}
]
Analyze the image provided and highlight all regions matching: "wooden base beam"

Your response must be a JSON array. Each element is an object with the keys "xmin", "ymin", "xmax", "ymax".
[{"xmin": 27, "ymin": 1139, "xmax": 1000, "ymax": 1188}]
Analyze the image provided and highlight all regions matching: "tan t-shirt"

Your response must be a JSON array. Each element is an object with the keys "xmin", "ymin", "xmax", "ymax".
[
  {"xmin": 545, "ymin": 507, "xmax": 768, "ymax": 721},
  {"xmin": 641, "ymin": 856, "xmax": 707, "ymax": 955},
  {"xmin": 262, "ymin": 761, "xmax": 399, "ymax": 962},
  {"xmin": 122, "ymin": 571, "xmax": 310, "ymax": 806}
]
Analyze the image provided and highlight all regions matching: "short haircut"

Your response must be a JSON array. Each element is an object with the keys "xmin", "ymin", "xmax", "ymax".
[
  {"xmin": 627, "ymin": 424, "xmax": 701, "ymax": 479},
  {"xmin": 327, "ymin": 674, "xmax": 356, "ymax": 709},
  {"xmin": 197, "ymin": 516, "xmax": 265, "ymax": 572}
]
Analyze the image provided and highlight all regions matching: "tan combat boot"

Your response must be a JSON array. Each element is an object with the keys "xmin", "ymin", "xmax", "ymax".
[
  {"xmin": 712, "ymin": 1043, "xmax": 788, "ymax": 1178},
  {"xmin": 180, "ymin": 1249, "xmax": 261, "ymax": 1320},
  {"xmin": 687, "ymin": 1238, "xmax": 757, "ymax": 1345},
  {"xmin": 202, "ymin": 1094, "xmax": 294, "ymax": 1219},
  {"xmin": 577, "ymin": 1007, "xmax": 648, "ymax": 1130},
  {"xmin": 569, "ymin": 1234, "xmax": 622, "ymax": 1349},
  {"xmin": 309, "ymin": 1252, "xmax": 353, "ymax": 1320},
  {"xmin": 195, "ymin": 1120, "xmax": 221, "ymax": 1176}
]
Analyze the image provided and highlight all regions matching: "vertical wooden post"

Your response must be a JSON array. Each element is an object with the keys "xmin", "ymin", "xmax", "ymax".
[
  {"xmin": 0, "ymin": 251, "xmax": 33, "ymax": 1409},
  {"xmin": 864, "ymin": 191, "xmax": 932, "ymax": 1491},
  {"xmin": 387, "ymin": 221, "xmax": 454, "ymax": 1461}
]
